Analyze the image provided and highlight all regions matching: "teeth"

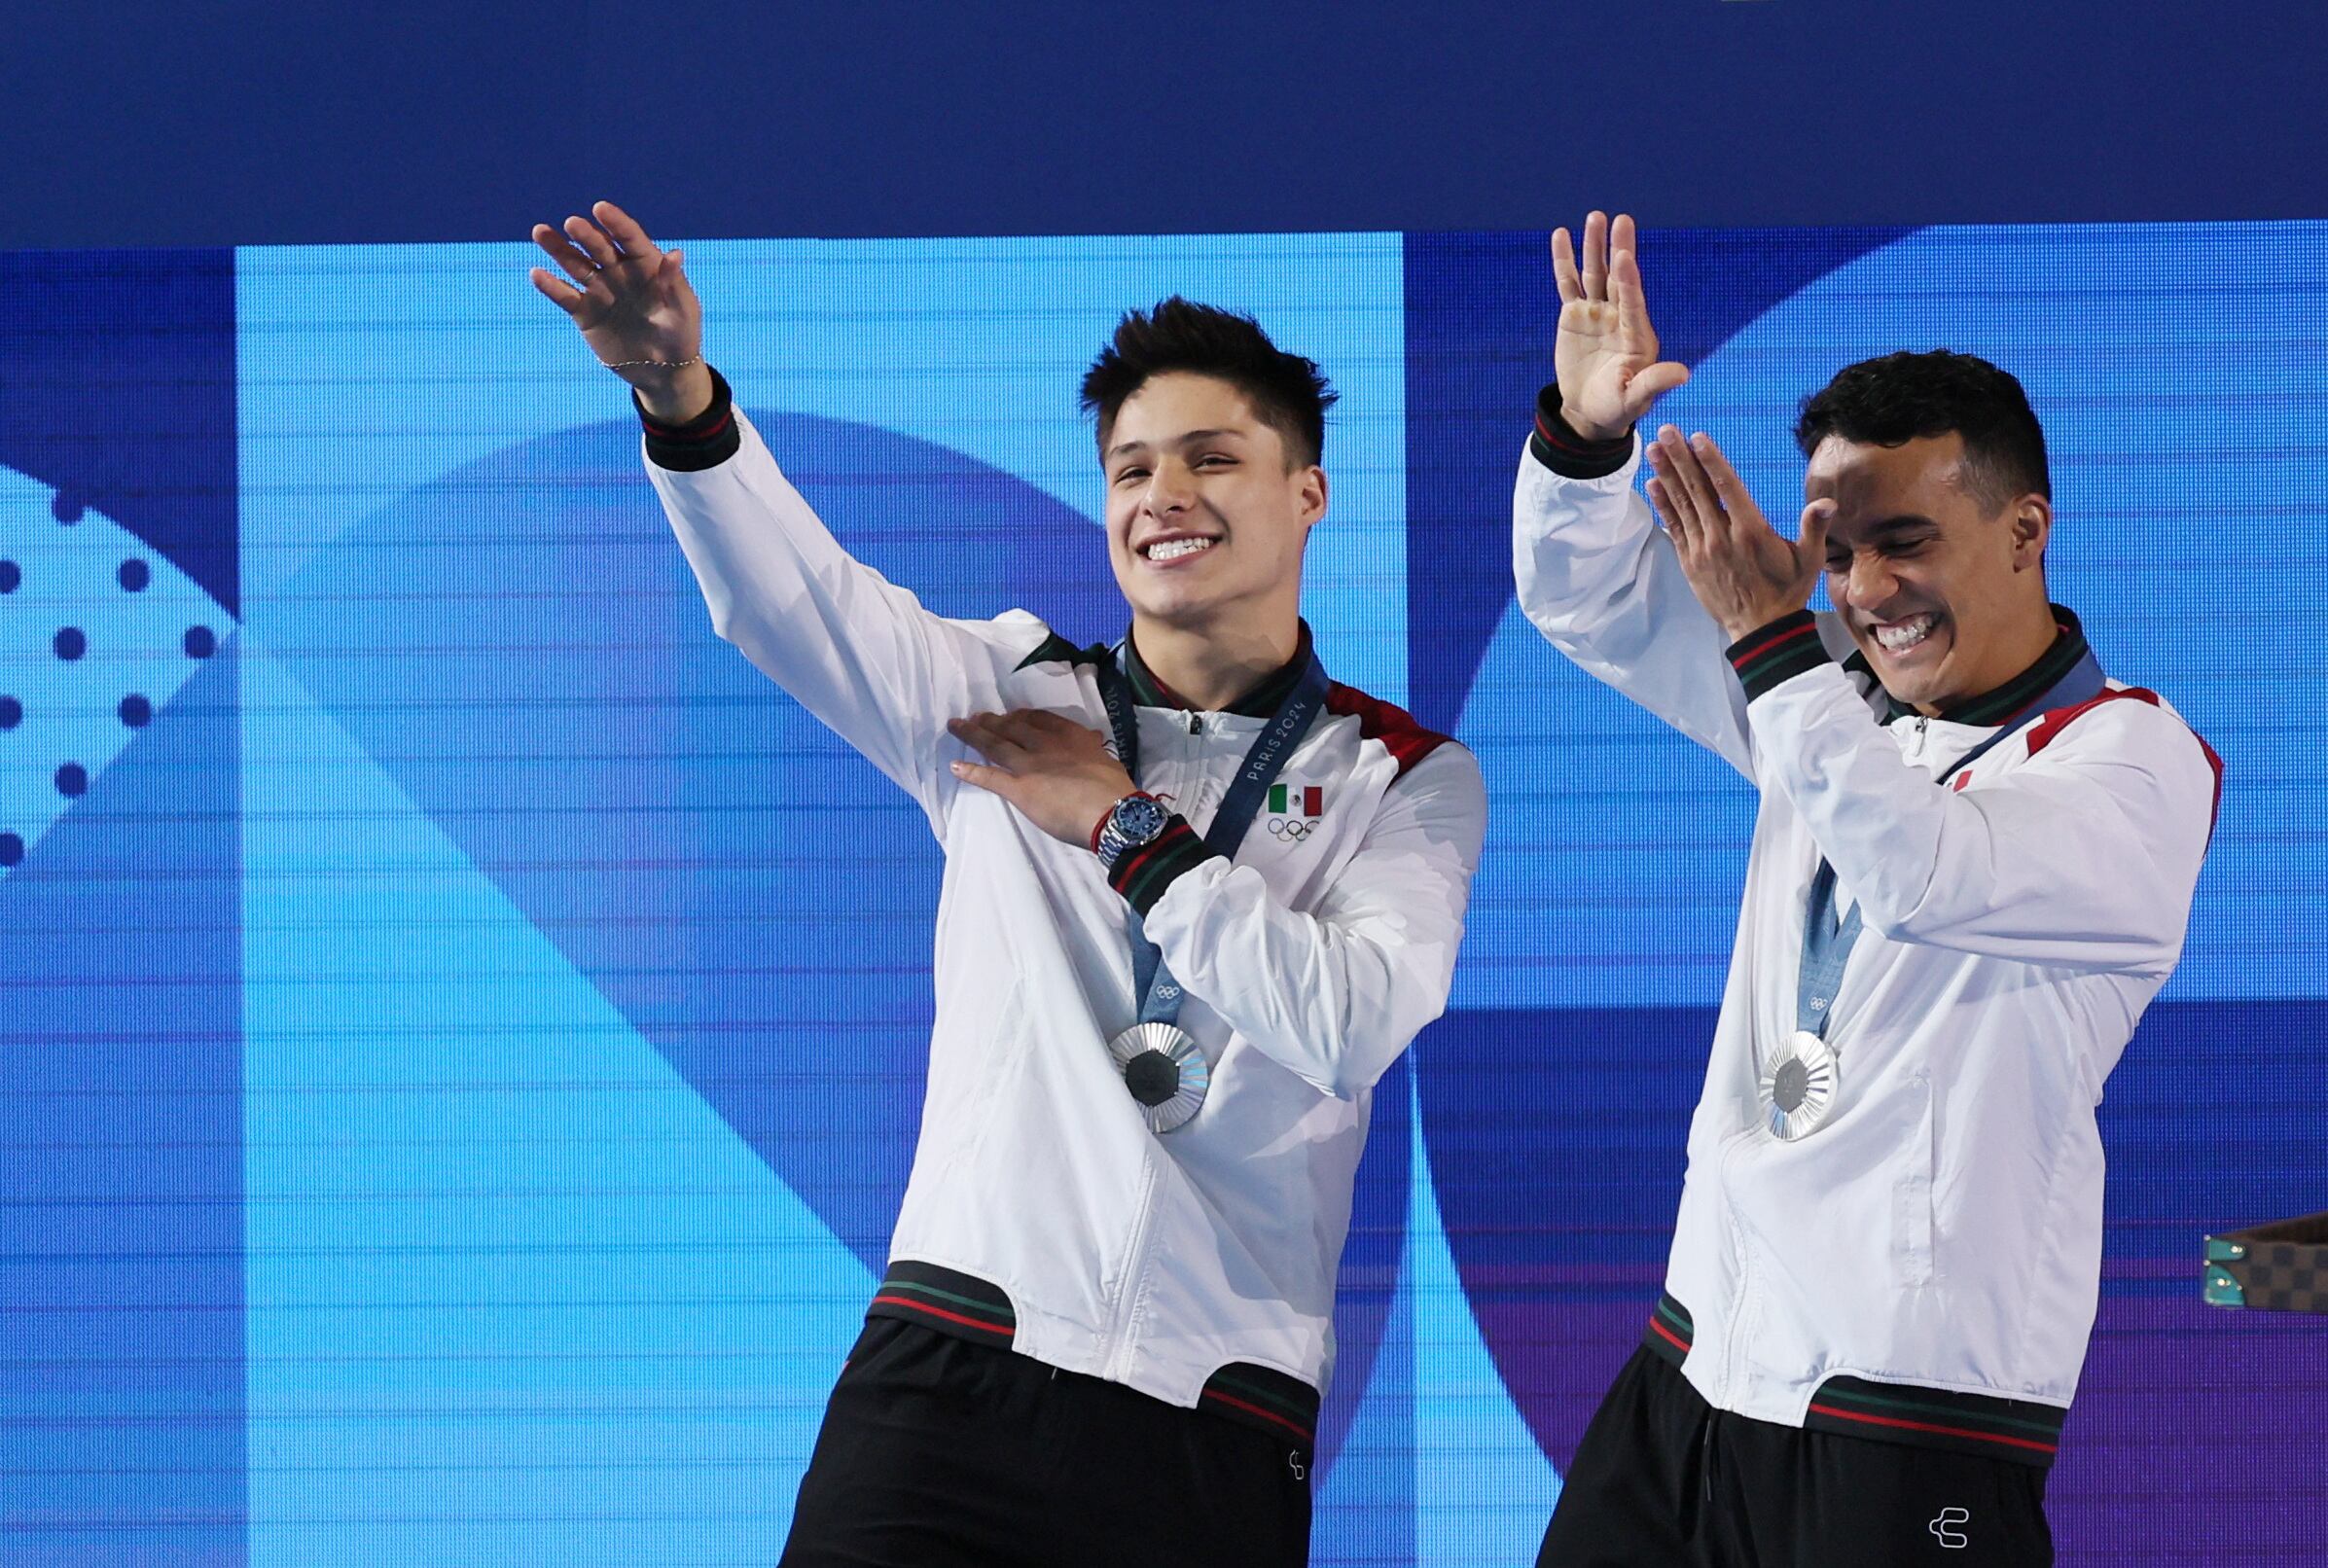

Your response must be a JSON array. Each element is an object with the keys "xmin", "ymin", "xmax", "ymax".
[
  {"xmin": 1875, "ymin": 614, "xmax": 1937, "ymax": 653},
  {"xmin": 1146, "ymin": 537, "xmax": 1215, "ymax": 562}
]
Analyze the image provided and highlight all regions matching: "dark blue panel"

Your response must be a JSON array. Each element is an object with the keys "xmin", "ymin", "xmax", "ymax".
[
  {"xmin": 7, "ymin": 3, "xmax": 2328, "ymax": 246},
  {"xmin": 0, "ymin": 250, "xmax": 237, "ymax": 616},
  {"xmin": 1401, "ymin": 226, "xmax": 1905, "ymax": 732}
]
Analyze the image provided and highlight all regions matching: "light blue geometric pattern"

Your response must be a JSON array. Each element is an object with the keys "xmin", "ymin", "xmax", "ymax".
[
  {"xmin": 237, "ymin": 232, "xmax": 1410, "ymax": 704},
  {"xmin": 242, "ymin": 640, "xmax": 870, "ymax": 1563}
]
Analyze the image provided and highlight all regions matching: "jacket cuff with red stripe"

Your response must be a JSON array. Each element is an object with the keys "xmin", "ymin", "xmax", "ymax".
[
  {"xmin": 1529, "ymin": 383, "xmax": 1635, "ymax": 480},
  {"xmin": 636, "ymin": 367, "xmax": 740, "ymax": 472},
  {"xmin": 1727, "ymin": 609, "xmax": 1832, "ymax": 701},
  {"xmin": 1106, "ymin": 815, "xmax": 1221, "ymax": 917}
]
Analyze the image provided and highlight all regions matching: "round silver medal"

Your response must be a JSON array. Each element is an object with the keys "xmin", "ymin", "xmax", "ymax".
[
  {"xmin": 1108, "ymin": 1021, "xmax": 1210, "ymax": 1133},
  {"xmin": 1758, "ymin": 1029, "xmax": 1840, "ymax": 1141}
]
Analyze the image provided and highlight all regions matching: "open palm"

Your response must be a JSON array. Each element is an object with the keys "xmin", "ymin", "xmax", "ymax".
[
  {"xmin": 1551, "ymin": 211, "xmax": 1690, "ymax": 442},
  {"xmin": 528, "ymin": 201, "xmax": 702, "ymax": 383}
]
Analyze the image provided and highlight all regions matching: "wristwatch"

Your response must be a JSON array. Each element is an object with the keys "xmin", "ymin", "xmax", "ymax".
[{"xmin": 1092, "ymin": 792, "xmax": 1172, "ymax": 871}]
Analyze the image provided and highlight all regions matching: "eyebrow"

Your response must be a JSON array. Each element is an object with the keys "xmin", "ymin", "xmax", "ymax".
[
  {"xmin": 1829, "ymin": 514, "xmax": 1940, "ymax": 547},
  {"xmin": 1105, "ymin": 427, "xmax": 1247, "ymax": 460}
]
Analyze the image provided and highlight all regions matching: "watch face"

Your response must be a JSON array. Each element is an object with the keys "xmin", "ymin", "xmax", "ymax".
[{"xmin": 1114, "ymin": 795, "xmax": 1170, "ymax": 840}]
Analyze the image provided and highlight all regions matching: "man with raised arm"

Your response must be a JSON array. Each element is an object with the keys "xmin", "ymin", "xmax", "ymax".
[
  {"xmin": 1517, "ymin": 213, "xmax": 2220, "ymax": 1567},
  {"xmin": 527, "ymin": 202, "xmax": 1483, "ymax": 1567}
]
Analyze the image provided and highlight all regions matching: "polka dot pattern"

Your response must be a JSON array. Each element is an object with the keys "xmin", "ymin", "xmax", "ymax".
[{"xmin": 1, "ymin": 468, "xmax": 230, "ymax": 874}]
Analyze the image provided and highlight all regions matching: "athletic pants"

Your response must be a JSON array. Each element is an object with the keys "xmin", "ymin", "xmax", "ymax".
[
  {"xmin": 1537, "ymin": 1346, "xmax": 2053, "ymax": 1567},
  {"xmin": 780, "ymin": 1317, "xmax": 1312, "ymax": 1567}
]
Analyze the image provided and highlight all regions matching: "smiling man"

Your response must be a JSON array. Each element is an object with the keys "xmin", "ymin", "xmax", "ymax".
[
  {"xmin": 1515, "ymin": 214, "xmax": 2220, "ymax": 1567},
  {"xmin": 527, "ymin": 204, "xmax": 1483, "ymax": 1567}
]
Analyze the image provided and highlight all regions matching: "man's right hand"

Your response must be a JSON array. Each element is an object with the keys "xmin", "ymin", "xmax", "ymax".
[
  {"xmin": 529, "ymin": 200, "xmax": 714, "ymax": 424},
  {"xmin": 1550, "ymin": 211, "xmax": 1691, "ymax": 444}
]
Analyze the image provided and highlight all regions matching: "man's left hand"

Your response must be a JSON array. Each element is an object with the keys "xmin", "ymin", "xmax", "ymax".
[
  {"xmin": 1645, "ymin": 425, "xmax": 1836, "ymax": 643},
  {"xmin": 949, "ymin": 710, "xmax": 1137, "ymax": 849}
]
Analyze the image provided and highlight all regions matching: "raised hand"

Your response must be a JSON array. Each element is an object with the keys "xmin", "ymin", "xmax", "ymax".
[
  {"xmin": 529, "ymin": 200, "xmax": 713, "ymax": 422},
  {"xmin": 1550, "ymin": 211, "xmax": 1691, "ymax": 443},
  {"xmin": 1645, "ymin": 426, "xmax": 1835, "ymax": 643}
]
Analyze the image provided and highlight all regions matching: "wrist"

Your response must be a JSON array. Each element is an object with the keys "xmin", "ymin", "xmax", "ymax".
[
  {"xmin": 630, "ymin": 361, "xmax": 715, "ymax": 425},
  {"xmin": 1558, "ymin": 402, "xmax": 1628, "ymax": 445},
  {"xmin": 1725, "ymin": 608, "xmax": 1830, "ymax": 701},
  {"xmin": 1530, "ymin": 383, "xmax": 1634, "ymax": 480},
  {"xmin": 1092, "ymin": 791, "xmax": 1165, "ymax": 865}
]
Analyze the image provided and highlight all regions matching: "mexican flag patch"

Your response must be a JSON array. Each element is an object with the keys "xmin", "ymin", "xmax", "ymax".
[{"xmin": 1267, "ymin": 783, "xmax": 1323, "ymax": 817}]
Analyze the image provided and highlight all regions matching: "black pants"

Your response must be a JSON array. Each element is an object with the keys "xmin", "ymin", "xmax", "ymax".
[
  {"xmin": 781, "ymin": 1317, "xmax": 1312, "ymax": 1567},
  {"xmin": 1538, "ymin": 1347, "xmax": 2053, "ymax": 1568}
]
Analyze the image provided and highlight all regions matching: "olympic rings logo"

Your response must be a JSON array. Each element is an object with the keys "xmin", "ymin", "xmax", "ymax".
[{"xmin": 1268, "ymin": 817, "xmax": 1316, "ymax": 842}]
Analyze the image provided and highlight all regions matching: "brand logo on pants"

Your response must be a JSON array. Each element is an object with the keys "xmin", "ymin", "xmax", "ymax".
[{"xmin": 1928, "ymin": 1506, "xmax": 1970, "ymax": 1550}]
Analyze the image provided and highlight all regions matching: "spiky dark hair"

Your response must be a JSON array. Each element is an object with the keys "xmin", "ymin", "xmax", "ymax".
[
  {"xmin": 1795, "ymin": 349, "xmax": 2050, "ymax": 512},
  {"xmin": 1080, "ymin": 296, "xmax": 1337, "ymax": 467}
]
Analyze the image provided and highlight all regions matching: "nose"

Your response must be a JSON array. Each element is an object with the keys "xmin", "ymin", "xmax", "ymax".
[
  {"xmin": 1143, "ymin": 459, "xmax": 1196, "ymax": 517},
  {"xmin": 1840, "ymin": 552, "xmax": 1899, "ymax": 614}
]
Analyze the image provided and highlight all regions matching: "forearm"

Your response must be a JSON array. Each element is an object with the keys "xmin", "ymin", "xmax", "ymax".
[
  {"xmin": 1514, "ymin": 405, "xmax": 1755, "ymax": 771},
  {"xmin": 1106, "ymin": 755, "xmax": 1484, "ymax": 1098},
  {"xmin": 646, "ymin": 376, "xmax": 1001, "ymax": 816}
]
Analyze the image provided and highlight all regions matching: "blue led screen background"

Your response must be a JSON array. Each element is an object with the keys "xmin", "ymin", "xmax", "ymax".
[{"xmin": 1, "ymin": 224, "xmax": 2322, "ymax": 1565}]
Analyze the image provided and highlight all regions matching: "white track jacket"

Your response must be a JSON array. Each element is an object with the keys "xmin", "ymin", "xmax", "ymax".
[
  {"xmin": 640, "ymin": 376, "xmax": 1486, "ymax": 1448},
  {"xmin": 1515, "ymin": 421, "xmax": 2220, "ymax": 1467}
]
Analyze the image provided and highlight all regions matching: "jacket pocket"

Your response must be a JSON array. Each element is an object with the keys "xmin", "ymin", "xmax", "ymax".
[{"xmin": 1893, "ymin": 1070, "xmax": 1936, "ymax": 1287}]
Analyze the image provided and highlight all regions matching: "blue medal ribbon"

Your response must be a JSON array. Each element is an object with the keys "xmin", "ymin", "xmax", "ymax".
[{"xmin": 1094, "ymin": 639, "xmax": 1329, "ymax": 1030}]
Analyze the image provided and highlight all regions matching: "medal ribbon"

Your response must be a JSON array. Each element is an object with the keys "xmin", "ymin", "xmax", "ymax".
[
  {"xmin": 1095, "ymin": 639, "xmax": 1329, "ymax": 1029},
  {"xmin": 1796, "ymin": 649, "xmax": 2107, "ymax": 1040}
]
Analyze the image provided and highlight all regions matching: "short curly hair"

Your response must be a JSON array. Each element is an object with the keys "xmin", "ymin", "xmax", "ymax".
[
  {"xmin": 1795, "ymin": 350, "xmax": 2049, "ymax": 513},
  {"xmin": 1081, "ymin": 297, "xmax": 1338, "ymax": 468}
]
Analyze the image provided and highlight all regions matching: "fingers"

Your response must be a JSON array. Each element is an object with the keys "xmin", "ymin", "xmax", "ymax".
[
  {"xmin": 527, "ymin": 267, "xmax": 589, "ymax": 315},
  {"xmin": 1621, "ymin": 362, "xmax": 1691, "ymax": 422},
  {"xmin": 1610, "ymin": 243, "xmax": 1656, "ymax": 341},
  {"xmin": 1797, "ymin": 499, "xmax": 1838, "ymax": 588},
  {"xmin": 1644, "ymin": 473, "xmax": 1695, "ymax": 553},
  {"xmin": 947, "ymin": 710, "xmax": 1099, "ymax": 764},
  {"xmin": 591, "ymin": 200, "xmax": 660, "ymax": 258},
  {"xmin": 1610, "ymin": 213, "xmax": 1637, "ymax": 269},
  {"xmin": 1551, "ymin": 227, "xmax": 1581, "ymax": 304},
  {"xmin": 948, "ymin": 759, "xmax": 1018, "ymax": 799},
  {"xmin": 1654, "ymin": 428, "xmax": 1728, "ymax": 537},
  {"xmin": 561, "ymin": 214, "xmax": 622, "ymax": 270},
  {"xmin": 1692, "ymin": 435, "xmax": 1758, "ymax": 529},
  {"xmin": 947, "ymin": 713, "xmax": 1026, "ymax": 766},
  {"xmin": 1581, "ymin": 210, "xmax": 1609, "ymax": 302},
  {"xmin": 1644, "ymin": 432, "xmax": 1703, "ymax": 552},
  {"xmin": 531, "ymin": 222, "xmax": 600, "ymax": 284}
]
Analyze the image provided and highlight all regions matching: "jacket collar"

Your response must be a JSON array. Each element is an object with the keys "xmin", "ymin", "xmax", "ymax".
[
  {"xmin": 1845, "ymin": 605, "xmax": 2092, "ymax": 728},
  {"xmin": 1123, "ymin": 621, "xmax": 1315, "ymax": 717}
]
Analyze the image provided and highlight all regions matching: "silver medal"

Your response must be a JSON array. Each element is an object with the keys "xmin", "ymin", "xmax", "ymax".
[
  {"xmin": 1759, "ymin": 1029, "xmax": 1839, "ymax": 1141},
  {"xmin": 1108, "ymin": 1021, "xmax": 1211, "ymax": 1133}
]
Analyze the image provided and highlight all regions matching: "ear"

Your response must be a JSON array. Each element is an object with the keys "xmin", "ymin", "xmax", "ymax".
[
  {"xmin": 1297, "ymin": 464, "xmax": 1329, "ymax": 532},
  {"xmin": 2009, "ymin": 494, "xmax": 2052, "ymax": 572}
]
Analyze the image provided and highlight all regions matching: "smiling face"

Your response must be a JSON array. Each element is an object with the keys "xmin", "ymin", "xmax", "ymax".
[
  {"xmin": 1100, "ymin": 371, "xmax": 1326, "ymax": 637},
  {"xmin": 1807, "ymin": 432, "xmax": 2057, "ymax": 713}
]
